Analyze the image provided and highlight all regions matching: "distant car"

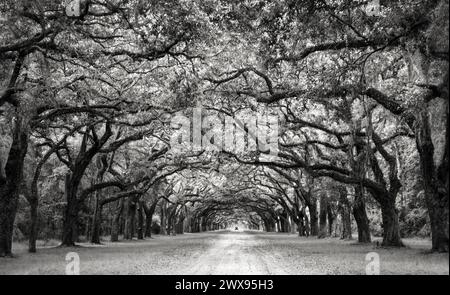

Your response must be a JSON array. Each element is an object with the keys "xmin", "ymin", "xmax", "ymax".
[{"xmin": 235, "ymin": 227, "xmax": 239, "ymax": 230}]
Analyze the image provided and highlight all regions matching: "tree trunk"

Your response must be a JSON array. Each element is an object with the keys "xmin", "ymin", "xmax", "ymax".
[
  {"xmin": 144, "ymin": 200, "xmax": 158, "ymax": 237},
  {"xmin": 276, "ymin": 217, "xmax": 281, "ymax": 232},
  {"xmin": 338, "ymin": 187, "xmax": 352, "ymax": 240},
  {"xmin": 145, "ymin": 213, "xmax": 152, "ymax": 237},
  {"xmin": 296, "ymin": 210, "xmax": 305, "ymax": 236},
  {"xmin": 308, "ymin": 201, "xmax": 318, "ymax": 236},
  {"xmin": 318, "ymin": 194, "xmax": 328, "ymax": 238},
  {"xmin": 353, "ymin": 186, "xmax": 371, "ymax": 243},
  {"xmin": 0, "ymin": 187, "xmax": 19, "ymax": 257},
  {"xmin": 28, "ymin": 196, "xmax": 39, "ymax": 252},
  {"xmin": 166, "ymin": 207, "xmax": 175, "ymax": 235},
  {"xmin": 416, "ymin": 108, "xmax": 449, "ymax": 252},
  {"xmin": 0, "ymin": 118, "xmax": 28, "ymax": 257},
  {"xmin": 61, "ymin": 174, "xmax": 79, "ymax": 246},
  {"xmin": 160, "ymin": 202, "xmax": 167, "ymax": 235},
  {"xmin": 22, "ymin": 180, "xmax": 39, "ymax": 253},
  {"xmin": 84, "ymin": 212, "xmax": 91, "ymax": 242},
  {"xmin": 61, "ymin": 198, "xmax": 78, "ymax": 246},
  {"xmin": 171, "ymin": 217, "xmax": 177, "ymax": 236},
  {"xmin": 124, "ymin": 198, "xmax": 136, "ymax": 240},
  {"xmin": 303, "ymin": 208, "xmax": 310, "ymax": 237},
  {"xmin": 424, "ymin": 187, "xmax": 449, "ymax": 252},
  {"xmin": 327, "ymin": 202, "xmax": 335, "ymax": 236},
  {"xmin": 61, "ymin": 124, "xmax": 112, "ymax": 246},
  {"xmin": 380, "ymin": 199, "xmax": 403, "ymax": 247},
  {"xmin": 262, "ymin": 219, "xmax": 270, "ymax": 232},
  {"xmin": 289, "ymin": 216, "xmax": 297, "ymax": 234},
  {"xmin": 201, "ymin": 217, "xmax": 207, "ymax": 232},
  {"xmin": 90, "ymin": 196, "xmax": 102, "ymax": 244},
  {"xmin": 111, "ymin": 199, "xmax": 124, "ymax": 242},
  {"xmin": 193, "ymin": 217, "xmax": 199, "ymax": 232},
  {"xmin": 298, "ymin": 219, "xmax": 306, "ymax": 236},
  {"xmin": 176, "ymin": 214, "xmax": 185, "ymax": 234},
  {"xmin": 280, "ymin": 215, "xmax": 289, "ymax": 232},
  {"xmin": 137, "ymin": 201, "xmax": 144, "ymax": 240}
]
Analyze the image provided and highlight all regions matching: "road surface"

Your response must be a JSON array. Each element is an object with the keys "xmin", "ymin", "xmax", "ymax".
[
  {"xmin": 0, "ymin": 230, "xmax": 447, "ymax": 274},
  {"xmin": 186, "ymin": 230, "xmax": 288, "ymax": 275}
]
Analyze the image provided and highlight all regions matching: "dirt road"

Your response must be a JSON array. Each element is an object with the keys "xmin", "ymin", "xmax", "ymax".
[
  {"xmin": 186, "ymin": 231, "xmax": 288, "ymax": 275},
  {"xmin": 1, "ymin": 230, "xmax": 447, "ymax": 274}
]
